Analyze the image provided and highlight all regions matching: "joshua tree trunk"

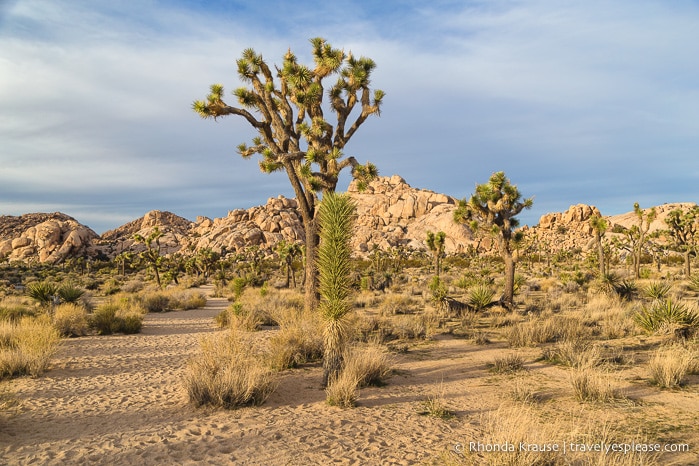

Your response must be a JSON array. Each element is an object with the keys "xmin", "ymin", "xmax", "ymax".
[{"xmin": 304, "ymin": 218, "xmax": 320, "ymax": 312}]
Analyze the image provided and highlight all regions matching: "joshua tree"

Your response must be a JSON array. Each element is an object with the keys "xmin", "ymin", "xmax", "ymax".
[
  {"xmin": 454, "ymin": 171, "xmax": 533, "ymax": 311},
  {"xmin": 276, "ymin": 240, "xmax": 302, "ymax": 288},
  {"xmin": 114, "ymin": 251, "xmax": 134, "ymax": 276},
  {"xmin": 426, "ymin": 231, "xmax": 446, "ymax": 278},
  {"xmin": 133, "ymin": 227, "xmax": 164, "ymax": 288},
  {"xmin": 317, "ymin": 193, "xmax": 356, "ymax": 387},
  {"xmin": 589, "ymin": 214, "xmax": 608, "ymax": 277},
  {"xmin": 663, "ymin": 206, "xmax": 699, "ymax": 276},
  {"xmin": 193, "ymin": 38, "xmax": 383, "ymax": 311}
]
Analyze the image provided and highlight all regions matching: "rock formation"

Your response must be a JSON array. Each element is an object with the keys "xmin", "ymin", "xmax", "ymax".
[{"xmin": 0, "ymin": 213, "xmax": 99, "ymax": 264}]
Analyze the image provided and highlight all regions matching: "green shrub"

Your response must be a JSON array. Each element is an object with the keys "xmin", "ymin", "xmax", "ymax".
[
  {"xmin": 140, "ymin": 292, "xmax": 171, "ymax": 312},
  {"xmin": 90, "ymin": 303, "xmax": 118, "ymax": 335},
  {"xmin": 642, "ymin": 281, "xmax": 671, "ymax": 301}
]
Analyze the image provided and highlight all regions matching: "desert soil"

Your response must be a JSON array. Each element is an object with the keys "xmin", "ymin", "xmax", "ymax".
[{"xmin": 1, "ymin": 286, "xmax": 698, "ymax": 465}]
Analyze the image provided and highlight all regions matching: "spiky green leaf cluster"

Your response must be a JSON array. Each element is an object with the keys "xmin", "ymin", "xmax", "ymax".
[{"xmin": 317, "ymin": 193, "xmax": 356, "ymax": 322}]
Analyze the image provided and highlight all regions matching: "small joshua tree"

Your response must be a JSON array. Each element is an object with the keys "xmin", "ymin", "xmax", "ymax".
[
  {"xmin": 426, "ymin": 231, "xmax": 446, "ymax": 278},
  {"xmin": 317, "ymin": 193, "xmax": 356, "ymax": 387},
  {"xmin": 663, "ymin": 206, "xmax": 699, "ymax": 276},
  {"xmin": 454, "ymin": 172, "xmax": 533, "ymax": 311},
  {"xmin": 589, "ymin": 214, "xmax": 608, "ymax": 277},
  {"xmin": 133, "ymin": 227, "xmax": 164, "ymax": 288}
]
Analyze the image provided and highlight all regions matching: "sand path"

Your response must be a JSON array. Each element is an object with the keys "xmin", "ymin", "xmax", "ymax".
[{"xmin": 1, "ymin": 287, "xmax": 479, "ymax": 465}]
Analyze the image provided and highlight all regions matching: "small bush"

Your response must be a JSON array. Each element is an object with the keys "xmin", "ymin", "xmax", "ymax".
[
  {"xmin": 267, "ymin": 314, "xmax": 324, "ymax": 370},
  {"xmin": 54, "ymin": 303, "xmax": 89, "ymax": 337},
  {"xmin": 184, "ymin": 330, "xmax": 277, "ymax": 409},
  {"xmin": 140, "ymin": 292, "xmax": 171, "ymax": 313},
  {"xmin": 91, "ymin": 300, "xmax": 145, "ymax": 335},
  {"xmin": 542, "ymin": 339, "xmax": 602, "ymax": 369}
]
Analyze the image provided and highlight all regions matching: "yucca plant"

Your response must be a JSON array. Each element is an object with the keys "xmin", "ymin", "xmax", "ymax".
[
  {"xmin": 687, "ymin": 274, "xmax": 699, "ymax": 293},
  {"xmin": 642, "ymin": 281, "xmax": 671, "ymax": 301},
  {"xmin": 317, "ymin": 193, "xmax": 356, "ymax": 388},
  {"xmin": 25, "ymin": 282, "xmax": 58, "ymax": 308},
  {"xmin": 634, "ymin": 299, "xmax": 699, "ymax": 333},
  {"xmin": 56, "ymin": 284, "xmax": 85, "ymax": 304},
  {"xmin": 467, "ymin": 284, "xmax": 495, "ymax": 312}
]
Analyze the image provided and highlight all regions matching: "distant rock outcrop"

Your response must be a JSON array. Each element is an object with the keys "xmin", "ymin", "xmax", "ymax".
[
  {"xmin": 2, "ymin": 179, "xmax": 696, "ymax": 264},
  {"xmin": 0, "ymin": 213, "xmax": 99, "ymax": 263}
]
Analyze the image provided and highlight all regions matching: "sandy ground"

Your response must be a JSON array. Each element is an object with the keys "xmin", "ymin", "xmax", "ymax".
[{"xmin": 2, "ymin": 286, "xmax": 698, "ymax": 465}]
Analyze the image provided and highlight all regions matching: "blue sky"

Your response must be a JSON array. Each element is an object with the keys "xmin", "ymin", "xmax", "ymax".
[{"xmin": 1, "ymin": 0, "xmax": 698, "ymax": 234}]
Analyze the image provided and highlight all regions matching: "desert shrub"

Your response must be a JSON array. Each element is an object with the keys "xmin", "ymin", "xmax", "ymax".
[
  {"xmin": 570, "ymin": 368, "xmax": 625, "ymax": 403},
  {"xmin": 121, "ymin": 280, "xmax": 144, "ymax": 293},
  {"xmin": 378, "ymin": 293, "xmax": 419, "ymax": 316},
  {"xmin": 53, "ymin": 303, "xmax": 89, "ymax": 337},
  {"xmin": 467, "ymin": 285, "xmax": 494, "ymax": 312},
  {"xmin": 0, "ymin": 298, "xmax": 36, "ymax": 322},
  {"xmin": 184, "ymin": 330, "xmax": 277, "ymax": 409},
  {"xmin": 391, "ymin": 314, "xmax": 429, "ymax": 340},
  {"xmin": 648, "ymin": 345, "xmax": 696, "ymax": 389},
  {"xmin": 170, "ymin": 290, "xmax": 207, "ymax": 310},
  {"xmin": 229, "ymin": 277, "xmax": 247, "ymax": 300},
  {"xmin": 642, "ymin": 281, "xmax": 671, "ymax": 301},
  {"xmin": 140, "ymin": 291, "xmax": 171, "ymax": 313},
  {"xmin": 100, "ymin": 278, "xmax": 122, "ymax": 295},
  {"xmin": 0, "ymin": 316, "xmax": 61, "ymax": 379},
  {"xmin": 634, "ymin": 299, "xmax": 699, "ymax": 334},
  {"xmin": 91, "ymin": 300, "xmax": 146, "ymax": 335},
  {"xmin": 509, "ymin": 378, "xmax": 540, "ymax": 404},
  {"xmin": 506, "ymin": 318, "xmax": 557, "ymax": 347},
  {"xmin": 90, "ymin": 303, "xmax": 118, "ymax": 334}
]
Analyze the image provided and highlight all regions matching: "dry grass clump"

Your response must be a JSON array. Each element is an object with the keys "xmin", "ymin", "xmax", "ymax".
[
  {"xmin": 509, "ymin": 378, "xmax": 540, "ymax": 404},
  {"xmin": 508, "ymin": 313, "xmax": 591, "ymax": 348},
  {"xmin": 342, "ymin": 344, "xmax": 393, "ymax": 387},
  {"xmin": 0, "ymin": 316, "xmax": 61, "ymax": 379},
  {"xmin": 465, "ymin": 405, "xmax": 656, "ymax": 466},
  {"xmin": 0, "ymin": 297, "xmax": 37, "ymax": 322},
  {"xmin": 266, "ymin": 304, "xmax": 323, "ymax": 370},
  {"xmin": 53, "ymin": 303, "xmax": 89, "ymax": 337},
  {"xmin": 570, "ymin": 367, "xmax": 626, "ymax": 403},
  {"xmin": 647, "ymin": 345, "xmax": 697, "ymax": 389},
  {"xmin": 325, "ymin": 368, "xmax": 359, "ymax": 408},
  {"xmin": 378, "ymin": 293, "xmax": 420, "ymax": 316},
  {"xmin": 490, "ymin": 353, "xmax": 525, "ymax": 373},
  {"xmin": 139, "ymin": 289, "xmax": 207, "ymax": 312},
  {"xmin": 184, "ymin": 329, "xmax": 277, "ymax": 409},
  {"xmin": 542, "ymin": 339, "xmax": 602, "ymax": 368}
]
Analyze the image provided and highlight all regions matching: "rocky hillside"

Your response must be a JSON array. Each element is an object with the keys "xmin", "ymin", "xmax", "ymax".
[
  {"xmin": 0, "ymin": 213, "xmax": 99, "ymax": 264},
  {"xmin": 1, "ymin": 176, "xmax": 696, "ymax": 264}
]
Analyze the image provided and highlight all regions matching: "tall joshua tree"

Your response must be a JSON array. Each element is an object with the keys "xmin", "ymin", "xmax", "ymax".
[
  {"xmin": 317, "ymin": 193, "xmax": 356, "ymax": 387},
  {"xmin": 193, "ymin": 38, "xmax": 382, "ymax": 311},
  {"xmin": 454, "ymin": 172, "xmax": 533, "ymax": 311}
]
